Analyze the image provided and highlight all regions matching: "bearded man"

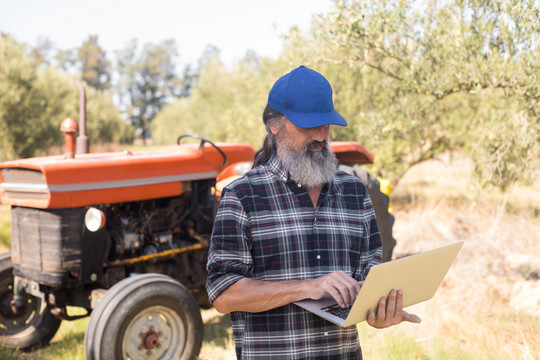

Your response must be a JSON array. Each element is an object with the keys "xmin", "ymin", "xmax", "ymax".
[{"xmin": 206, "ymin": 66, "xmax": 420, "ymax": 360}]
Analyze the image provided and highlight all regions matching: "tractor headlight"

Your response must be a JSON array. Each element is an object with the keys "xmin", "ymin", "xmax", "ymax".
[{"xmin": 85, "ymin": 207, "xmax": 106, "ymax": 232}]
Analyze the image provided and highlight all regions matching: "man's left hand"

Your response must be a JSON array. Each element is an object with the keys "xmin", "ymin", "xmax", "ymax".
[{"xmin": 366, "ymin": 289, "xmax": 421, "ymax": 329}]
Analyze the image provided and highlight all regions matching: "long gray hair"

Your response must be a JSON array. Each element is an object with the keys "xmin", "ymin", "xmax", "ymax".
[{"xmin": 252, "ymin": 105, "xmax": 285, "ymax": 168}]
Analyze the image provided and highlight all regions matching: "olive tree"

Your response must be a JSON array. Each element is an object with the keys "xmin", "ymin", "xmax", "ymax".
[
  {"xmin": 0, "ymin": 34, "xmax": 64, "ymax": 160},
  {"xmin": 285, "ymin": 0, "xmax": 539, "ymax": 189},
  {"xmin": 0, "ymin": 35, "xmax": 132, "ymax": 161},
  {"xmin": 115, "ymin": 39, "xmax": 191, "ymax": 142},
  {"xmin": 152, "ymin": 50, "xmax": 292, "ymax": 147}
]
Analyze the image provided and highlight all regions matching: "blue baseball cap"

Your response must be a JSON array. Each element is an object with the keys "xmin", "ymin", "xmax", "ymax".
[{"xmin": 267, "ymin": 65, "xmax": 347, "ymax": 129}]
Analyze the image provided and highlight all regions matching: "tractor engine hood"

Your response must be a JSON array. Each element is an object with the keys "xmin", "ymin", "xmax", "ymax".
[{"xmin": 0, "ymin": 143, "xmax": 254, "ymax": 209}]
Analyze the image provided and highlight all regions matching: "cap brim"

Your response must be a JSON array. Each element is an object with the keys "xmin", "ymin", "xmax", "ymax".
[{"xmin": 285, "ymin": 110, "xmax": 348, "ymax": 129}]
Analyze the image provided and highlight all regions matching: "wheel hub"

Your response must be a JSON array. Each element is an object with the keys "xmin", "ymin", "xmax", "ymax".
[
  {"xmin": 0, "ymin": 292, "xmax": 16, "ymax": 318},
  {"xmin": 0, "ymin": 290, "xmax": 26, "ymax": 319},
  {"xmin": 141, "ymin": 330, "xmax": 159, "ymax": 350},
  {"xmin": 123, "ymin": 305, "xmax": 185, "ymax": 360}
]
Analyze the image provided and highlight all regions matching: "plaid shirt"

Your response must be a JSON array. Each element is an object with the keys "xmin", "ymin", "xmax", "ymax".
[{"xmin": 206, "ymin": 153, "xmax": 382, "ymax": 359}]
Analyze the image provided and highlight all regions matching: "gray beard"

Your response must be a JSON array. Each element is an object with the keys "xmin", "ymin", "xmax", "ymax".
[{"xmin": 278, "ymin": 134, "xmax": 338, "ymax": 188}]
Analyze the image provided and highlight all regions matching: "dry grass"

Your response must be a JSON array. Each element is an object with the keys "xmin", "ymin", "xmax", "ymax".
[
  {"xmin": 356, "ymin": 153, "xmax": 540, "ymax": 359},
  {"xmin": 370, "ymin": 197, "xmax": 540, "ymax": 360}
]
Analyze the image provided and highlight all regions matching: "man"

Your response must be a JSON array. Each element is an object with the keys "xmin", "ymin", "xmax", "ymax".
[{"xmin": 206, "ymin": 66, "xmax": 420, "ymax": 359}]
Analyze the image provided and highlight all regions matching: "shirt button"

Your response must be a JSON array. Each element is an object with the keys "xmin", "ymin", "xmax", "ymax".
[
  {"xmin": 281, "ymin": 176, "xmax": 287, "ymax": 182},
  {"xmin": 317, "ymin": 255, "xmax": 321, "ymax": 260},
  {"xmin": 324, "ymin": 332, "xmax": 329, "ymax": 336},
  {"xmin": 297, "ymin": 183, "xmax": 302, "ymax": 187}
]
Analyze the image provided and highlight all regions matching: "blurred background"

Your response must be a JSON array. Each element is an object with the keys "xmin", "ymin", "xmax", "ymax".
[{"xmin": 0, "ymin": 0, "xmax": 538, "ymax": 359}]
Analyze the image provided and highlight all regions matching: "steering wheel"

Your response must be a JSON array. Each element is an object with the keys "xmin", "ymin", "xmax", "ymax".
[{"xmin": 177, "ymin": 134, "xmax": 227, "ymax": 168}]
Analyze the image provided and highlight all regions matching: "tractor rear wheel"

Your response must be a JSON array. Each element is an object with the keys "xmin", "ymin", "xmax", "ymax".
[
  {"xmin": 339, "ymin": 165, "xmax": 396, "ymax": 262},
  {"xmin": 84, "ymin": 273, "xmax": 203, "ymax": 360},
  {"xmin": 0, "ymin": 252, "xmax": 62, "ymax": 349}
]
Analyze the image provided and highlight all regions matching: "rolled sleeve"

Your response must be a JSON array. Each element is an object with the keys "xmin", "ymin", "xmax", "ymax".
[{"xmin": 206, "ymin": 187, "xmax": 253, "ymax": 303}]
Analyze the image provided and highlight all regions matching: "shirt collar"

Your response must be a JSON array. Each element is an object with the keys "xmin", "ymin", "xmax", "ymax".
[{"xmin": 265, "ymin": 152, "xmax": 290, "ymax": 183}]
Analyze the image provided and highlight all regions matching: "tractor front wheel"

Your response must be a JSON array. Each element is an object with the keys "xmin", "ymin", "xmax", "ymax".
[{"xmin": 84, "ymin": 273, "xmax": 203, "ymax": 360}]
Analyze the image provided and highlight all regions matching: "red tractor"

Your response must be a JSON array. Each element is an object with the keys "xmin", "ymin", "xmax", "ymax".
[{"xmin": 0, "ymin": 110, "xmax": 394, "ymax": 359}]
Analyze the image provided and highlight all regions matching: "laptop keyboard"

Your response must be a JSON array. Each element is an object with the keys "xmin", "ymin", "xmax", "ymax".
[{"xmin": 321, "ymin": 304, "xmax": 352, "ymax": 320}]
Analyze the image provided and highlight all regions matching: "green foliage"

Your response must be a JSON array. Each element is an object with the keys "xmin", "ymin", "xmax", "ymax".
[
  {"xmin": 0, "ymin": 34, "xmax": 64, "ymax": 160},
  {"xmin": 3, "ymin": 0, "xmax": 537, "ymax": 191},
  {"xmin": 0, "ymin": 205, "xmax": 10, "ymax": 249},
  {"xmin": 0, "ymin": 35, "xmax": 132, "ymax": 161},
  {"xmin": 78, "ymin": 35, "xmax": 111, "ymax": 91},
  {"xmin": 29, "ymin": 36, "xmax": 54, "ymax": 66},
  {"xmin": 282, "ymin": 0, "xmax": 539, "ymax": 189},
  {"xmin": 152, "ymin": 53, "xmax": 292, "ymax": 147},
  {"xmin": 116, "ymin": 39, "xmax": 188, "ymax": 140},
  {"xmin": 85, "ymin": 88, "xmax": 133, "ymax": 145},
  {"xmin": 151, "ymin": 0, "xmax": 539, "ymax": 190}
]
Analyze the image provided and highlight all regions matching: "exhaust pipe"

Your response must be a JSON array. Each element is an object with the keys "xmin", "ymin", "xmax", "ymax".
[{"xmin": 74, "ymin": 81, "xmax": 89, "ymax": 154}]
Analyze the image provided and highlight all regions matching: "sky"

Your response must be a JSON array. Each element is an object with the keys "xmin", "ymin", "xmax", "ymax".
[{"xmin": 0, "ymin": 0, "xmax": 335, "ymax": 67}]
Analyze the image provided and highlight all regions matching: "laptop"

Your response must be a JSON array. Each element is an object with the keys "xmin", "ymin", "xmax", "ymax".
[{"xmin": 294, "ymin": 241, "xmax": 464, "ymax": 327}]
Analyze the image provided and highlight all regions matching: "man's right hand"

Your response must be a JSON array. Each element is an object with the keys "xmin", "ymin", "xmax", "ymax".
[
  {"xmin": 308, "ymin": 271, "xmax": 363, "ymax": 308},
  {"xmin": 212, "ymin": 272, "xmax": 362, "ymax": 314}
]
